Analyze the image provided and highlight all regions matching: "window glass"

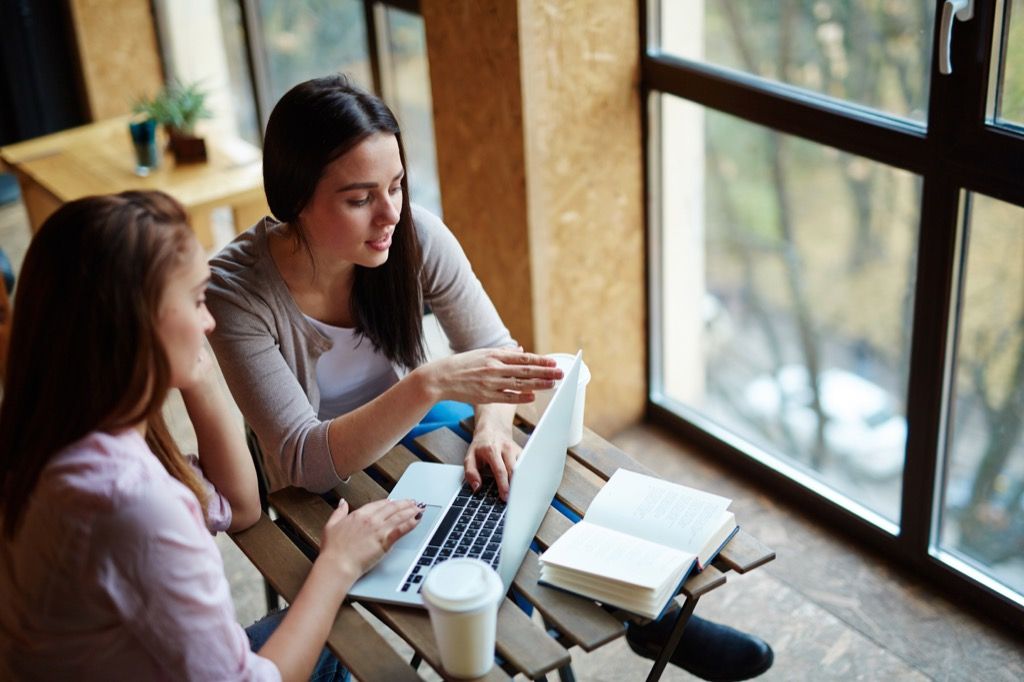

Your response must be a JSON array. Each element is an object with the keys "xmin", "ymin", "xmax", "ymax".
[
  {"xmin": 658, "ymin": 0, "xmax": 935, "ymax": 122},
  {"xmin": 152, "ymin": 0, "xmax": 259, "ymax": 144},
  {"xmin": 379, "ymin": 6, "xmax": 441, "ymax": 216},
  {"xmin": 991, "ymin": 0, "xmax": 1024, "ymax": 127},
  {"xmin": 654, "ymin": 94, "xmax": 921, "ymax": 523},
  {"xmin": 257, "ymin": 0, "xmax": 373, "ymax": 102},
  {"xmin": 938, "ymin": 192, "xmax": 1024, "ymax": 596}
]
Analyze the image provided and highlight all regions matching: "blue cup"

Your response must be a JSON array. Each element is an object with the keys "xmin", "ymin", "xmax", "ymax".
[{"xmin": 128, "ymin": 119, "xmax": 160, "ymax": 176}]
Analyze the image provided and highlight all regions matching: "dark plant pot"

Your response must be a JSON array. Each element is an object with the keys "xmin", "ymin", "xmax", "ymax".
[{"xmin": 169, "ymin": 130, "xmax": 208, "ymax": 164}]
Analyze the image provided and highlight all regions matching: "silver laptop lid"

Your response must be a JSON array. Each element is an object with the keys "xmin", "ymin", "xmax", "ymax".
[{"xmin": 496, "ymin": 351, "xmax": 583, "ymax": 586}]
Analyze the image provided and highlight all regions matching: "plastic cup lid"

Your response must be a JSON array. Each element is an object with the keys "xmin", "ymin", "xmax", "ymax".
[{"xmin": 421, "ymin": 558, "xmax": 504, "ymax": 612}]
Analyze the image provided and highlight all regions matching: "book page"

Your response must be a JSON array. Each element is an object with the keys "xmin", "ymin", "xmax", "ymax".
[
  {"xmin": 585, "ymin": 469, "xmax": 732, "ymax": 554},
  {"xmin": 539, "ymin": 521, "xmax": 694, "ymax": 590},
  {"xmin": 540, "ymin": 566, "xmax": 676, "ymax": 619}
]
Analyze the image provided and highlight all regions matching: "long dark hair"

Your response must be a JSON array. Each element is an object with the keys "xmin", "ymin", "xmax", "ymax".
[
  {"xmin": 0, "ymin": 191, "xmax": 208, "ymax": 537},
  {"xmin": 263, "ymin": 74, "xmax": 425, "ymax": 368}
]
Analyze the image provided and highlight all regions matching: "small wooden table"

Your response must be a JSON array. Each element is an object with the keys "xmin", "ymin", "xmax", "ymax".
[
  {"xmin": 0, "ymin": 117, "xmax": 268, "ymax": 249},
  {"xmin": 232, "ymin": 406, "xmax": 775, "ymax": 681}
]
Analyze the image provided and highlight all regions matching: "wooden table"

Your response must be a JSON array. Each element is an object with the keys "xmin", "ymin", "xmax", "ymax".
[
  {"xmin": 232, "ymin": 405, "xmax": 775, "ymax": 681},
  {"xmin": 0, "ymin": 117, "xmax": 268, "ymax": 249}
]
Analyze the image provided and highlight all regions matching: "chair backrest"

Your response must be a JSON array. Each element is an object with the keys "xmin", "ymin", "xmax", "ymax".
[{"xmin": 0, "ymin": 278, "xmax": 11, "ymax": 383}]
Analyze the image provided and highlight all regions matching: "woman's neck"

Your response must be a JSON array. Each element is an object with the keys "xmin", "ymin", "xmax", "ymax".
[{"xmin": 269, "ymin": 225, "xmax": 356, "ymax": 326}]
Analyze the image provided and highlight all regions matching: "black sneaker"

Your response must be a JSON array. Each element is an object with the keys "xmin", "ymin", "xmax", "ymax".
[{"xmin": 626, "ymin": 613, "xmax": 773, "ymax": 681}]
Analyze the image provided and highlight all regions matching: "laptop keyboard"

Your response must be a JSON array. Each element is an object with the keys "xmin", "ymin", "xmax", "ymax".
[{"xmin": 399, "ymin": 479, "xmax": 506, "ymax": 593}]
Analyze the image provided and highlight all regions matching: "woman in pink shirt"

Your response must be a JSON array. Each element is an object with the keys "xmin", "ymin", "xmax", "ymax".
[{"xmin": 0, "ymin": 191, "xmax": 421, "ymax": 680}]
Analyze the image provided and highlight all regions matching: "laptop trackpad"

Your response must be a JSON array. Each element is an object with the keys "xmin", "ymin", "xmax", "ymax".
[{"xmin": 393, "ymin": 504, "xmax": 444, "ymax": 551}]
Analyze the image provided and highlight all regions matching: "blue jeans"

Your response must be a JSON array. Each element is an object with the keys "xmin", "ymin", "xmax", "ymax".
[{"xmin": 246, "ymin": 610, "xmax": 349, "ymax": 681}]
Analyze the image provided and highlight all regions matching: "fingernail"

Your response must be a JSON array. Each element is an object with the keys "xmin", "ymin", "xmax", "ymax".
[
  {"xmin": 416, "ymin": 502, "xmax": 427, "ymax": 508},
  {"xmin": 415, "ymin": 511, "xmax": 423, "ymax": 520}
]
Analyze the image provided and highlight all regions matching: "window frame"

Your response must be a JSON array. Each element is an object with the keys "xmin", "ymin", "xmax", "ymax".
[
  {"xmin": 643, "ymin": 0, "xmax": 1024, "ymax": 633},
  {"xmin": 236, "ymin": 0, "xmax": 421, "ymax": 137}
]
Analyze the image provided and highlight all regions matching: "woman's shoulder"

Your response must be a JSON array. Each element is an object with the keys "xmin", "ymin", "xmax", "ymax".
[
  {"xmin": 411, "ymin": 203, "xmax": 464, "ymax": 263},
  {"xmin": 209, "ymin": 216, "xmax": 277, "ymax": 284},
  {"xmin": 34, "ymin": 431, "xmax": 180, "ymax": 525},
  {"xmin": 206, "ymin": 217, "xmax": 288, "ymax": 323}
]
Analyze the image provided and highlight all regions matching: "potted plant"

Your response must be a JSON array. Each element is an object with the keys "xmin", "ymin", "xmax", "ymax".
[{"xmin": 133, "ymin": 80, "xmax": 212, "ymax": 164}]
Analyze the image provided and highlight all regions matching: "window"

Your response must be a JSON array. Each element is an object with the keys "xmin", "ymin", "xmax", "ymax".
[
  {"xmin": 155, "ymin": 0, "xmax": 440, "ymax": 213},
  {"xmin": 647, "ymin": 0, "xmax": 1024, "ymax": 629},
  {"xmin": 243, "ymin": 0, "xmax": 439, "ymax": 213}
]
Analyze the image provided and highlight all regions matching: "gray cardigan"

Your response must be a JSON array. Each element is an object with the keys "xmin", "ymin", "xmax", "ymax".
[{"xmin": 207, "ymin": 205, "xmax": 515, "ymax": 493}]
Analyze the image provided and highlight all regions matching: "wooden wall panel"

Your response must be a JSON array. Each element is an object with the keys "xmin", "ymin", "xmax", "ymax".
[
  {"xmin": 421, "ymin": 0, "xmax": 535, "ymax": 350},
  {"xmin": 519, "ymin": 0, "xmax": 645, "ymax": 433},
  {"xmin": 68, "ymin": 0, "xmax": 165, "ymax": 120},
  {"xmin": 423, "ymin": 0, "xmax": 645, "ymax": 434}
]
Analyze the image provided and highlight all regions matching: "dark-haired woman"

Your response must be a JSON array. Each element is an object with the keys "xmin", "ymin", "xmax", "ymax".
[
  {"xmin": 206, "ymin": 75, "xmax": 561, "ymax": 501},
  {"xmin": 0, "ymin": 191, "xmax": 420, "ymax": 680}
]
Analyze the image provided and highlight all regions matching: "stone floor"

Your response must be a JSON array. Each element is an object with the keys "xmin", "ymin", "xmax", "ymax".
[{"xmin": 1, "ymin": 193, "xmax": 1022, "ymax": 680}]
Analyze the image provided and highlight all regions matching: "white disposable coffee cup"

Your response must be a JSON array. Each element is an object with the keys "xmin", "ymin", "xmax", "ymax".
[
  {"xmin": 545, "ymin": 352, "xmax": 592, "ymax": 447},
  {"xmin": 420, "ymin": 558, "xmax": 504, "ymax": 678}
]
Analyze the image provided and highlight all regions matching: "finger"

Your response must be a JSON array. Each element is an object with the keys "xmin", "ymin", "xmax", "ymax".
[
  {"xmin": 352, "ymin": 498, "xmax": 392, "ymax": 516},
  {"xmin": 487, "ymin": 451, "xmax": 510, "ymax": 501},
  {"xmin": 513, "ymin": 365, "xmax": 563, "ymax": 381},
  {"xmin": 377, "ymin": 499, "xmax": 419, "ymax": 522},
  {"xmin": 354, "ymin": 498, "xmax": 410, "ymax": 523},
  {"xmin": 508, "ymin": 376, "xmax": 557, "ymax": 392},
  {"xmin": 324, "ymin": 499, "xmax": 350, "ymax": 530},
  {"xmin": 502, "ymin": 442, "xmax": 520, "ymax": 477},
  {"xmin": 385, "ymin": 507, "xmax": 424, "ymax": 546},
  {"xmin": 464, "ymin": 450, "xmax": 482, "ymax": 492},
  {"xmin": 496, "ymin": 350, "xmax": 558, "ymax": 367},
  {"xmin": 496, "ymin": 390, "xmax": 537, "ymax": 404}
]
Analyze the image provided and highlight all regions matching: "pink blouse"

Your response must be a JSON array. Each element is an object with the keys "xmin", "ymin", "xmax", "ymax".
[{"xmin": 0, "ymin": 429, "xmax": 280, "ymax": 681}]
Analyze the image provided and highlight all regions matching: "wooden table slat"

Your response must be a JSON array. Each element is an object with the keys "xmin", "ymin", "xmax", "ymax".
[
  {"xmin": 493, "ymin": 598, "xmax": 572, "ymax": 678},
  {"xmin": 366, "ymin": 605, "xmax": 511, "ymax": 682},
  {"xmin": 230, "ymin": 515, "xmax": 422, "ymax": 681},
  {"xmin": 711, "ymin": 530, "xmax": 777, "ymax": 574},
  {"xmin": 412, "ymin": 427, "xmax": 468, "ymax": 465},
  {"xmin": 376, "ymin": 444, "xmax": 421, "ymax": 485},
  {"xmin": 682, "ymin": 565, "xmax": 728, "ymax": 599},
  {"xmin": 512, "ymin": 551, "xmax": 625, "ymax": 652},
  {"xmin": 535, "ymin": 507, "xmax": 575, "ymax": 549},
  {"xmin": 554, "ymin": 456, "xmax": 605, "ymax": 518},
  {"xmin": 332, "ymin": 471, "xmax": 391, "ymax": 509}
]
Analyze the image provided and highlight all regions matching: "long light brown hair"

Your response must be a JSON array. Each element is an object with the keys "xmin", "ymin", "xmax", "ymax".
[{"xmin": 0, "ymin": 191, "xmax": 207, "ymax": 537}]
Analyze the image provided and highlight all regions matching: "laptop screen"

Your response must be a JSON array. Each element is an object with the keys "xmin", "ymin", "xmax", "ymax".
[{"xmin": 497, "ymin": 351, "xmax": 582, "ymax": 586}]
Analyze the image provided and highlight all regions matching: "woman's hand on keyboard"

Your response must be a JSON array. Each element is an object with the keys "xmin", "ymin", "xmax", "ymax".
[
  {"xmin": 465, "ymin": 426, "xmax": 521, "ymax": 501},
  {"xmin": 320, "ymin": 499, "xmax": 422, "ymax": 580}
]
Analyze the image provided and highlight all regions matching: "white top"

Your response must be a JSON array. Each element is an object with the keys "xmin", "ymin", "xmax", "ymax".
[{"xmin": 303, "ymin": 314, "xmax": 399, "ymax": 420}]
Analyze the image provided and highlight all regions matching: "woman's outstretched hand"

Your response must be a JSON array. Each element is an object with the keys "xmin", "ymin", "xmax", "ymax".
[
  {"xmin": 319, "ymin": 498, "xmax": 422, "ymax": 580},
  {"xmin": 416, "ymin": 347, "xmax": 562, "ymax": 406}
]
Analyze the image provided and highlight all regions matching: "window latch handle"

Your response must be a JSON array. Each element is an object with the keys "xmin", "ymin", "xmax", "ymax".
[{"xmin": 939, "ymin": 0, "xmax": 974, "ymax": 75}]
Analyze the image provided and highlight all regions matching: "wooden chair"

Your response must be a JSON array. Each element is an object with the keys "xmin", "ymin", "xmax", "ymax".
[
  {"xmin": 244, "ymin": 425, "xmax": 282, "ymax": 613},
  {"xmin": 0, "ymin": 270, "xmax": 11, "ymax": 383}
]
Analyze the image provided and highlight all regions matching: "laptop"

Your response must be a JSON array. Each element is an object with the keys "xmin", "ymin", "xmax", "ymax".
[{"xmin": 348, "ymin": 351, "xmax": 583, "ymax": 606}]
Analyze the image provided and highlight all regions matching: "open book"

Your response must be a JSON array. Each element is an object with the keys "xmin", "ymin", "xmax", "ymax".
[{"xmin": 538, "ymin": 469, "xmax": 738, "ymax": 619}]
